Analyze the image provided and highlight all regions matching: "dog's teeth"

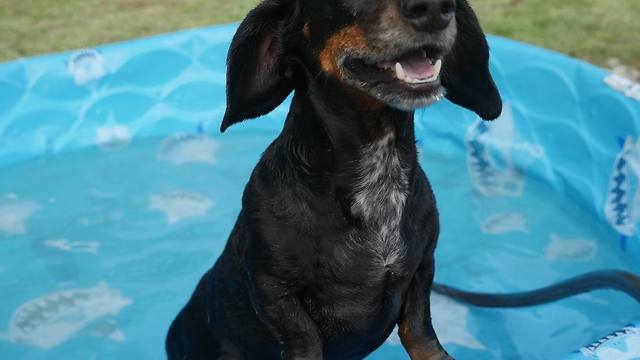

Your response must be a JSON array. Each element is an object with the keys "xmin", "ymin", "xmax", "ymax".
[
  {"xmin": 419, "ymin": 59, "xmax": 443, "ymax": 83},
  {"xmin": 433, "ymin": 59, "xmax": 443, "ymax": 77},
  {"xmin": 421, "ymin": 49, "xmax": 428, "ymax": 58},
  {"xmin": 395, "ymin": 62, "xmax": 406, "ymax": 81},
  {"xmin": 395, "ymin": 59, "xmax": 442, "ymax": 84}
]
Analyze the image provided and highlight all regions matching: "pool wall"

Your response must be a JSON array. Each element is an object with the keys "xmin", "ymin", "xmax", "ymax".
[{"xmin": 2, "ymin": 26, "xmax": 640, "ymax": 258}]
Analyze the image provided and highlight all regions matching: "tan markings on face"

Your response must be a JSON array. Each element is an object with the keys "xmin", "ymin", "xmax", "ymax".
[
  {"xmin": 317, "ymin": 25, "xmax": 385, "ymax": 117},
  {"xmin": 318, "ymin": 25, "xmax": 371, "ymax": 77},
  {"xmin": 303, "ymin": 22, "xmax": 311, "ymax": 38}
]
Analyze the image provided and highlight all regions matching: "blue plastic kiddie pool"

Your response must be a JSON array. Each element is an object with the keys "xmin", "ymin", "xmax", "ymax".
[{"xmin": 0, "ymin": 24, "xmax": 639, "ymax": 359}]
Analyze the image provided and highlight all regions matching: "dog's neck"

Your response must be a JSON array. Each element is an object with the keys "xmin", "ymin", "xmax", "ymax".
[
  {"xmin": 283, "ymin": 75, "xmax": 417, "ymax": 161},
  {"xmin": 275, "ymin": 75, "xmax": 418, "ymax": 225}
]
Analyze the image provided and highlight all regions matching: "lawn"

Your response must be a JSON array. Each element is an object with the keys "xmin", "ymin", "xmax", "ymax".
[{"xmin": 0, "ymin": 0, "xmax": 638, "ymax": 70}]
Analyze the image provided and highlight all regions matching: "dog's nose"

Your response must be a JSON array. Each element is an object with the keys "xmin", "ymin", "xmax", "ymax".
[{"xmin": 399, "ymin": 0, "xmax": 456, "ymax": 33}]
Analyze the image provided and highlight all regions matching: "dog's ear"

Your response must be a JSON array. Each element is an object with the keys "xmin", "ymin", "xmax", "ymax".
[
  {"xmin": 442, "ymin": 0, "xmax": 502, "ymax": 120},
  {"xmin": 220, "ymin": 0, "xmax": 297, "ymax": 132}
]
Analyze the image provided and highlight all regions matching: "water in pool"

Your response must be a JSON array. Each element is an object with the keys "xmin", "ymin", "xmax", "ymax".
[{"xmin": 0, "ymin": 131, "xmax": 638, "ymax": 360}]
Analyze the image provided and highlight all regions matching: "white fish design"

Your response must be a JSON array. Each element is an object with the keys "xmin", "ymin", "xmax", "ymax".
[
  {"xmin": 544, "ymin": 234, "xmax": 597, "ymax": 261},
  {"xmin": 96, "ymin": 124, "xmax": 131, "ymax": 149},
  {"xmin": 577, "ymin": 326, "xmax": 640, "ymax": 360},
  {"xmin": 431, "ymin": 293, "xmax": 486, "ymax": 350},
  {"xmin": 0, "ymin": 282, "xmax": 132, "ymax": 349},
  {"xmin": 67, "ymin": 49, "xmax": 106, "ymax": 86},
  {"xmin": 604, "ymin": 73, "xmax": 640, "ymax": 101},
  {"xmin": 157, "ymin": 133, "xmax": 220, "ymax": 165},
  {"xmin": 481, "ymin": 212, "xmax": 528, "ymax": 234},
  {"xmin": 150, "ymin": 191, "xmax": 214, "ymax": 224},
  {"xmin": 465, "ymin": 103, "xmax": 542, "ymax": 197},
  {"xmin": 89, "ymin": 319, "xmax": 126, "ymax": 342},
  {"xmin": 0, "ymin": 197, "xmax": 39, "ymax": 235},
  {"xmin": 43, "ymin": 238, "xmax": 100, "ymax": 253},
  {"xmin": 595, "ymin": 334, "xmax": 640, "ymax": 360},
  {"xmin": 605, "ymin": 137, "xmax": 640, "ymax": 239}
]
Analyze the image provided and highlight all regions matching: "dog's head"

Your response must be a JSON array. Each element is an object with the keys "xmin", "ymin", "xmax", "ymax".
[{"xmin": 220, "ymin": 0, "xmax": 502, "ymax": 132}]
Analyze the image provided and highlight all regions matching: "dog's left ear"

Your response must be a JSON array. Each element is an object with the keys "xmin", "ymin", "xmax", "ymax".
[
  {"xmin": 220, "ymin": 0, "xmax": 298, "ymax": 132},
  {"xmin": 442, "ymin": 0, "xmax": 502, "ymax": 120}
]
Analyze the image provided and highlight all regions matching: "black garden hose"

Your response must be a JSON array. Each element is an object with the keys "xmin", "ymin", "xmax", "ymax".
[{"xmin": 433, "ymin": 270, "xmax": 640, "ymax": 307}]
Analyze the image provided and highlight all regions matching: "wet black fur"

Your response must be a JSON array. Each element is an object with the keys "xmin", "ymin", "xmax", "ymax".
[{"xmin": 166, "ymin": 1, "xmax": 501, "ymax": 359}]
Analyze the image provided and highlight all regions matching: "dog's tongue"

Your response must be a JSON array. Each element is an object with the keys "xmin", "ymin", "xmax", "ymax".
[
  {"xmin": 399, "ymin": 55, "xmax": 436, "ymax": 80},
  {"xmin": 379, "ymin": 51, "xmax": 443, "ymax": 83}
]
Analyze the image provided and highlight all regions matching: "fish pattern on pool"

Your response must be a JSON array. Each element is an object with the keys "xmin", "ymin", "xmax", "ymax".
[
  {"xmin": 0, "ymin": 24, "xmax": 640, "ymax": 360},
  {"xmin": 1, "ymin": 283, "xmax": 131, "ymax": 350}
]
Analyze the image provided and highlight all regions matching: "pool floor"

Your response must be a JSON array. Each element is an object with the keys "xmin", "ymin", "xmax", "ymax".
[{"xmin": 0, "ymin": 131, "xmax": 638, "ymax": 359}]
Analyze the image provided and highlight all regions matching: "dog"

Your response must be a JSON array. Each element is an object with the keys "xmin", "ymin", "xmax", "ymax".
[{"xmin": 166, "ymin": 0, "xmax": 502, "ymax": 359}]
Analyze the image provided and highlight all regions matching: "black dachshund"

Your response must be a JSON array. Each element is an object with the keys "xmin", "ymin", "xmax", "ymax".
[{"xmin": 166, "ymin": 0, "xmax": 640, "ymax": 359}]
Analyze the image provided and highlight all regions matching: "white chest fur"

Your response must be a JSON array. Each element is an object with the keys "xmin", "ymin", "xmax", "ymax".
[{"xmin": 350, "ymin": 132, "xmax": 409, "ymax": 267}]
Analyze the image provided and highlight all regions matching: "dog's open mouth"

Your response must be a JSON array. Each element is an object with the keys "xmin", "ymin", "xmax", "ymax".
[
  {"xmin": 340, "ymin": 47, "xmax": 446, "ymax": 109},
  {"xmin": 343, "ymin": 48, "xmax": 443, "ymax": 89}
]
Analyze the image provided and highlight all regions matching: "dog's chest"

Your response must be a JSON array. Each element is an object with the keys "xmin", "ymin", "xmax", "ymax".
[{"xmin": 348, "ymin": 132, "xmax": 409, "ymax": 268}]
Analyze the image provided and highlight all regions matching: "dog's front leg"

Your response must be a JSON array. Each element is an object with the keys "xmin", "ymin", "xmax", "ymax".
[
  {"xmin": 398, "ymin": 257, "xmax": 453, "ymax": 360},
  {"xmin": 248, "ymin": 272, "xmax": 322, "ymax": 360}
]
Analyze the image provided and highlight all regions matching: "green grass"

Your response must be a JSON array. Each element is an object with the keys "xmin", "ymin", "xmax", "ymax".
[
  {"xmin": 0, "ymin": 0, "xmax": 259, "ymax": 61},
  {"xmin": 1, "ymin": 0, "xmax": 638, "ymax": 69},
  {"xmin": 474, "ymin": 0, "xmax": 640, "ymax": 68}
]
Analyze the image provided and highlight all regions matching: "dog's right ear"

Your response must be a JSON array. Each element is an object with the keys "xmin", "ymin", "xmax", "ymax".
[{"xmin": 220, "ymin": 0, "xmax": 297, "ymax": 132}]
